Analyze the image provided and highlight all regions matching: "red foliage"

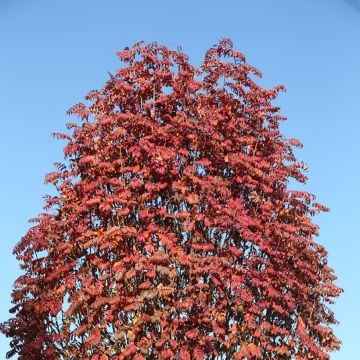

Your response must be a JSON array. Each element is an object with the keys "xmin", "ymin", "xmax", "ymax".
[{"xmin": 1, "ymin": 39, "xmax": 342, "ymax": 359}]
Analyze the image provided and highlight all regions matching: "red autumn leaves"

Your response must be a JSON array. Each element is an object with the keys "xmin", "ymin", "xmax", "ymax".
[{"xmin": 1, "ymin": 39, "xmax": 341, "ymax": 359}]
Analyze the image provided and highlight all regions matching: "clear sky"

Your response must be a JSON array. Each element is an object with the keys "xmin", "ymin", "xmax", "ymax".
[{"xmin": 0, "ymin": 0, "xmax": 359, "ymax": 358}]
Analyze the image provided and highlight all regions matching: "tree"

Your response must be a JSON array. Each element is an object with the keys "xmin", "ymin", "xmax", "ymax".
[{"xmin": 1, "ymin": 39, "xmax": 342, "ymax": 359}]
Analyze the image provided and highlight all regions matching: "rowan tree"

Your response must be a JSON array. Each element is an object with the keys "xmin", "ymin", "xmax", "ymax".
[{"xmin": 1, "ymin": 39, "xmax": 342, "ymax": 359}]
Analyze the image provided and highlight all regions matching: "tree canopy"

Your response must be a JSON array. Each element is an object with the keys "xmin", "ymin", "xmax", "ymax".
[{"xmin": 1, "ymin": 39, "xmax": 342, "ymax": 359}]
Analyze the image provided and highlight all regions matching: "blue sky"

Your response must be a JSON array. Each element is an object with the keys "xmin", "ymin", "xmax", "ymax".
[{"xmin": 0, "ymin": 0, "xmax": 359, "ymax": 358}]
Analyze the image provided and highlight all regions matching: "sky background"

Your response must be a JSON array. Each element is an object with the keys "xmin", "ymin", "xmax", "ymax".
[{"xmin": 0, "ymin": 0, "xmax": 359, "ymax": 358}]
